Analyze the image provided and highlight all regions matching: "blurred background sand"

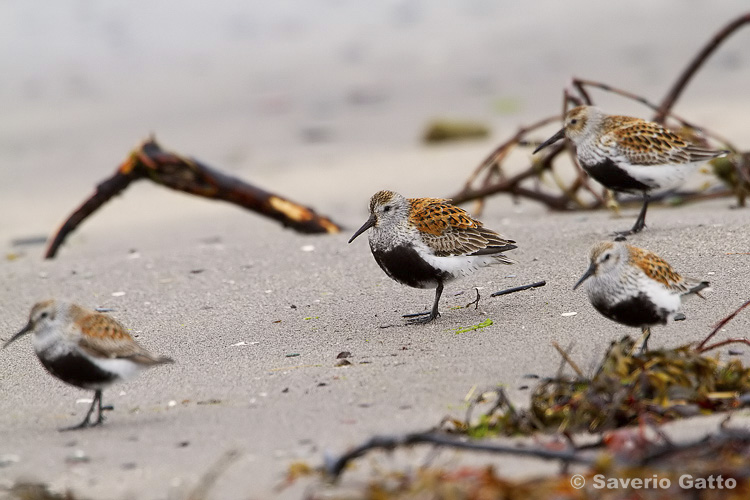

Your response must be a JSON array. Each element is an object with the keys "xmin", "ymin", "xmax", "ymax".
[{"xmin": 2, "ymin": 1, "xmax": 750, "ymax": 239}]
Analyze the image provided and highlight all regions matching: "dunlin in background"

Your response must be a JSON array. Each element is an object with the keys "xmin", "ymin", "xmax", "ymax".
[
  {"xmin": 574, "ymin": 241, "xmax": 709, "ymax": 351},
  {"xmin": 4, "ymin": 300, "xmax": 173, "ymax": 430},
  {"xmin": 349, "ymin": 190, "xmax": 517, "ymax": 324},
  {"xmin": 534, "ymin": 105, "xmax": 728, "ymax": 235}
]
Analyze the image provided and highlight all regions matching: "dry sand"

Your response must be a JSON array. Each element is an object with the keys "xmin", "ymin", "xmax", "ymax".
[{"xmin": 1, "ymin": 2, "xmax": 750, "ymax": 499}]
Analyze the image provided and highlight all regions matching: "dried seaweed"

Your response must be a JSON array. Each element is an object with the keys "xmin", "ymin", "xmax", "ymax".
[
  {"xmin": 447, "ymin": 331, "xmax": 750, "ymax": 438},
  {"xmin": 302, "ymin": 299, "xmax": 750, "ymax": 499},
  {"xmin": 422, "ymin": 120, "xmax": 490, "ymax": 143}
]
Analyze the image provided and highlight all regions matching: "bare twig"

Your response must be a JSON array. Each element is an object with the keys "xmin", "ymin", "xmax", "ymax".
[
  {"xmin": 551, "ymin": 341, "xmax": 584, "ymax": 378},
  {"xmin": 323, "ymin": 431, "xmax": 592, "ymax": 479},
  {"xmin": 570, "ymin": 80, "xmax": 592, "ymax": 106},
  {"xmin": 490, "ymin": 280, "xmax": 546, "ymax": 297},
  {"xmin": 655, "ymin": 13, "xmax": 750, "ymax": 122},
  {"xmin": 699, "ymin": 337, "xmax": 750, "ymax": 353},
  {"xmin": 464, "ymin": 288, "xmax": 481, "ymax": 309},
  {"xmin": 454, "ymin": 116, "xmax": 562, "ymax": 203},
  {"xmin": 696, "ymin": 299, "xmax": 750, "ymax": 352}
]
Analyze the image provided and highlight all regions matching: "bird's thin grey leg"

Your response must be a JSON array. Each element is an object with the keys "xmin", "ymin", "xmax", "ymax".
[
  {"xmin": 60, "ymin": 390, "xmax": 103, "ymax": 432},
  {"xmin": 93, "ymin": 389, "xmax": 106, "ymax": 426},
  {"xmin": 616, "ymin": 194, "xmax": 649, "ymax": 237},
  {"xmin": 404, "ymin": 282, "xmax": 443, "ymax": 324},
  {"xmin": 630, "ymin": 194, "xmax": 649, "ymax": 233}
]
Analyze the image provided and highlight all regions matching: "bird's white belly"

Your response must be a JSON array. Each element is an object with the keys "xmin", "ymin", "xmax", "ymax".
[
  {"xmin": 419, "ymin": 251, "xmax": 500, "ymax": 279},
  {"xmin": 91, "ymin": 357, "xmax": 143, "ymax": 381},
  {"xmin": 639, "ymin": 277, "xmax": 682, "ymax": 316},
  {"xmin": 620, "ymin": 162, "xmax": 702, "ymax": 191}
]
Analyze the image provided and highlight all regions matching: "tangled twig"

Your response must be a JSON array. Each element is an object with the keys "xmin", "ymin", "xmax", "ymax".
[
  {"xmin": 453, "ymin": 14, "xmax": 749, "ymax": 212},
  {"xmin": 323, "ymin": 430, "xmax": 591, "ymax": 480}
]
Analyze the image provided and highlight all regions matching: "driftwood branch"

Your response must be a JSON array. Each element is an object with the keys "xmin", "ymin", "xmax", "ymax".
[
  {"xmin": 323, "ymin": 431, "xmax": 591, "ymax": 480},
  {"xmin": 45, "ymin": 138, "xmax": 341, "ymax": 259}
]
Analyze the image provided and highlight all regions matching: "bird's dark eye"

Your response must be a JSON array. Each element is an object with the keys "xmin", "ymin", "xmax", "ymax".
[
  {"xmin": 383, "ymin": 206, "xmax": 391, "ymax": 213},
  {"xmin": 570, "ymin": 119, "xmax": 578, "ymax": 125},
  {"xmin": 602, "ymin": 254, "xmax": 610, "ymax": 262},
  {"xmin": 40, "ymin": 312, "xmax": 49, "ymax": 319}
]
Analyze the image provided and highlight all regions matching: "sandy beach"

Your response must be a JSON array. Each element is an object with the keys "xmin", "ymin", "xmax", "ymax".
[{"xmin": 1, "ymin": 2, "xmax": 750, "ymax": 499}]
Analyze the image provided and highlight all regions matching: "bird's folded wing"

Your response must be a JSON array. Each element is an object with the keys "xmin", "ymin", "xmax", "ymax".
[
  {"xmin": 630, "ymin": 246, "xmax": 691, "ymax": 293},
  {"xmin": 76, "ymin": 313, "xmax": 163, "ymax": 363},
  {"xmin": 409, "ymin": 198, "xmax": 515, "ymax": 257},
  {"xmin": 605, "ymin": 122, "xmax": 692, "ymax": 166}
]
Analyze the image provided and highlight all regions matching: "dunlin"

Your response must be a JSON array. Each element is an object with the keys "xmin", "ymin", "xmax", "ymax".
[
  {"xmin": 534, "ymin": 106, "xmax": 728, "ymax": 234},
  {"xmin": 348, "ymin": 190, "xmax": 517, "ymax": 324},
  {"xmin": 574, "ymin": 241, "xmax": 709, "ymax": 351},
  {"xmin": 4, "ymin": 300, "xmax": 173, "ymax": 430}
]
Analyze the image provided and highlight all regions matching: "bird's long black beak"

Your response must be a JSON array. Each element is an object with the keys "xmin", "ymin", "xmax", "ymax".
[
  {"xmin": 3, "ymin": 322, "xmax": 32, "ymax": 349},
  {"xmin": 533, "ymin": 128, "xmax": 565, "ymax": 154},
  {"xmin": 348, "ymin": 214, "xmax": 377, "ymax": 244},
  {"xmin": 573, "ymin": 264, "xmax": 596, "ymax": 290}
]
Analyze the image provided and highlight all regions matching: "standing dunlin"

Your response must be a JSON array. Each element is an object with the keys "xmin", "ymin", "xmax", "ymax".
[
  {"xmin": 534, "ymin": 105, "xmax": 728, "ymax": 234},
  {"xmin": 348, "ymin": 190, "xmax": 517, "ymax": 324},
  {"xmin": 574, "ymin": 241, "xmax": 709, "ymax": 351},
  {"xmin": 4, "ymin": 300, "xmax": 173, "ymax": 430}
]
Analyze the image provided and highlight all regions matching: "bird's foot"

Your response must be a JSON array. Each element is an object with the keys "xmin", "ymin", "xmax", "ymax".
[
  {"xmin": 612, "ymin": 221, "xmax": 646, "ymax": 239},
  {"xmin": 59, "ymin": 404, "xmax": 112, "ymax": 432},
  {"xmin": 59, "ymin": 417, "xmax": 99, "ymax": 432},
  {"xmin": 402, "ymin": 310, "xmax": 439, "ymax": 324}
]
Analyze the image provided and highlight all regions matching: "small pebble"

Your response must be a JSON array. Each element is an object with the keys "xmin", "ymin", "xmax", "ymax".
[{"xmin": 66, "ymin": 450, "xmax": 89, "ymax": 464}]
